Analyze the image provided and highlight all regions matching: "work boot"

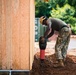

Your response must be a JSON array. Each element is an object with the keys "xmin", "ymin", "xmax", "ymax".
[{"xmin": 53, "ymin": 59, "xmax": 65, "ymax": 68}]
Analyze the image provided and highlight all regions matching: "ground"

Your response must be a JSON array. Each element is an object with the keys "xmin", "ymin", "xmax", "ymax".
[
  {"xmin": 30, "ymin": 35, "xmax": 76, "ymax": 75},
  {"xmin": 30, "ymin": 53, "xmax": 76, "ymax": 75}
]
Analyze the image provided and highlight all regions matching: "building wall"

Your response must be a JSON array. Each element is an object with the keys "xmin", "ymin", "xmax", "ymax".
[{"xmin": 0, "ymin": 0, "xmax": 35, "ymax": 70}]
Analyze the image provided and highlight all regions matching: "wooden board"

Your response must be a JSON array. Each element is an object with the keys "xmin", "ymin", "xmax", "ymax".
[{"xmin": 0, "ymin": 0, "xmax": 35, "ymax": 70}]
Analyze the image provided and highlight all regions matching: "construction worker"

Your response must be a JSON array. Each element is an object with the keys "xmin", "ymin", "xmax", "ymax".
[{"xmin": 40, "ymin": 16, "xmax": 71, "ymax": 67}]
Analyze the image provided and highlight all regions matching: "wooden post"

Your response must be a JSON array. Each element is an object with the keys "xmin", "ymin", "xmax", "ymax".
[
  {"xmin": 30, "ymin": 0, "xmax": 35, "ymax": 70},
  {"xmin": 0, "ymin": 0, "xmax": 2, "ymax": 69}
]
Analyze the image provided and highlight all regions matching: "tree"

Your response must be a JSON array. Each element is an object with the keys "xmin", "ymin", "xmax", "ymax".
[
  {"xmin": 35, "ymin": 1, "xmax": 51, "ymax": 17},
  {"xmin": 35, "ymin": 0, "xmax": 76, "ymax": 34},
  {"xmin": 51, "ymin": 4, "xmax": 76, "ymax": 34}
]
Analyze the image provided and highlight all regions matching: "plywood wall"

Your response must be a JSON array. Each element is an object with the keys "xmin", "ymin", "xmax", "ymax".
[{"xmin": 0, "ymin": 0, "xmax": 35, "ymax": 70}]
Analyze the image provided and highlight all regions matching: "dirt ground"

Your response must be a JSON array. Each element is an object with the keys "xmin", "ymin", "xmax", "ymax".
[
  {"xmin": 31, "ymin": 36, "xmax": 76, "ymax": 75},
  {"xmin": 30, "ymin": 52, "xmax": 76, "ymax": 75}
]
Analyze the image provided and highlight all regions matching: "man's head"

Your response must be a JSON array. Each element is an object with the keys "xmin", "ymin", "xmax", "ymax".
[{"xmin": 40, "ymin": 16, "xmax": 48, "ymax": 26}]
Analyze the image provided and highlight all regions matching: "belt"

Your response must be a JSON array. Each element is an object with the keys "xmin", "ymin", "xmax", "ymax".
[
  {"xmin": 60, "ymin": 25, "xmax": 69, "ymax": 30},
  {"xmin": 60, "ymin": 25, "xmax": 71, "ymax": 34}
]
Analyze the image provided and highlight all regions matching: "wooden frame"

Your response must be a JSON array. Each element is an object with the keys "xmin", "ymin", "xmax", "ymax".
[{"xmin": 30, "ymin": 0, "xmax": 35, "ymax": 69}]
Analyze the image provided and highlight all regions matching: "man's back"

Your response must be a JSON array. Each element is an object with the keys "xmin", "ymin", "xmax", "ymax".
[{"xmin": 49, "ymin": 18, "xmax": 67, "ymax": 31}]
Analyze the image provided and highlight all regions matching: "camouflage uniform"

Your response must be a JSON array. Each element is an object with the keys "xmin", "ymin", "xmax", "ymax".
[{"xmin": 55, "ymin": 27, "xmax": 71, "ymax": 60}]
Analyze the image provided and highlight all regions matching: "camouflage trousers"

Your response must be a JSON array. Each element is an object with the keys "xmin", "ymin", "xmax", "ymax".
[{"xmin": 55, "ymin": 27, "xmax": 71, "ymax": 60}]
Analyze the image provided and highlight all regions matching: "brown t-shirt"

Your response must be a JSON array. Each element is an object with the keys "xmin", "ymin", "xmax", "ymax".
[{"xmin": 44, "ymin": 18, "xmax": 67, "ymax": 38}]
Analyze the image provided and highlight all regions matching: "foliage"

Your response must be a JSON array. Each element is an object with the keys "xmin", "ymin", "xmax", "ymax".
[
  {"xmin": 35, "ymin": 0, "xmax": 76, "ymax": 34},
  {"xmin": 51, "ymin": 4, "xmax": 75, "ymax": 21},
  {"xmin": 51, "ymin": 4, "xmax": 76, "ymax": 34},
  {"xmin": 35, "ymin": 0, "xmax": 67, "ymax": 17},
  {"xmin": 35, "ymin": 1, "xmax": 51, "ymax": 17}
]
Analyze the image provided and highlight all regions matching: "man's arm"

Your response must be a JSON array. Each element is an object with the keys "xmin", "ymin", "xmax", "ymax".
[
  {"xmin": 44, "ymin": 19, "xmax": 52, "ymax": 38},
  {"xmin": 47, "ymin": 29, "xmax": 54, "ymax": 38},
  {"xmin": 44, "ymin": 27, "xmax": 50, "ymax": 38}
]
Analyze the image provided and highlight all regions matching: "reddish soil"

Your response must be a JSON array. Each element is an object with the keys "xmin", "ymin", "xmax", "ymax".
[{"xmin": 30, "ymin": 52, "xmax": 76, "ymax": 75}]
